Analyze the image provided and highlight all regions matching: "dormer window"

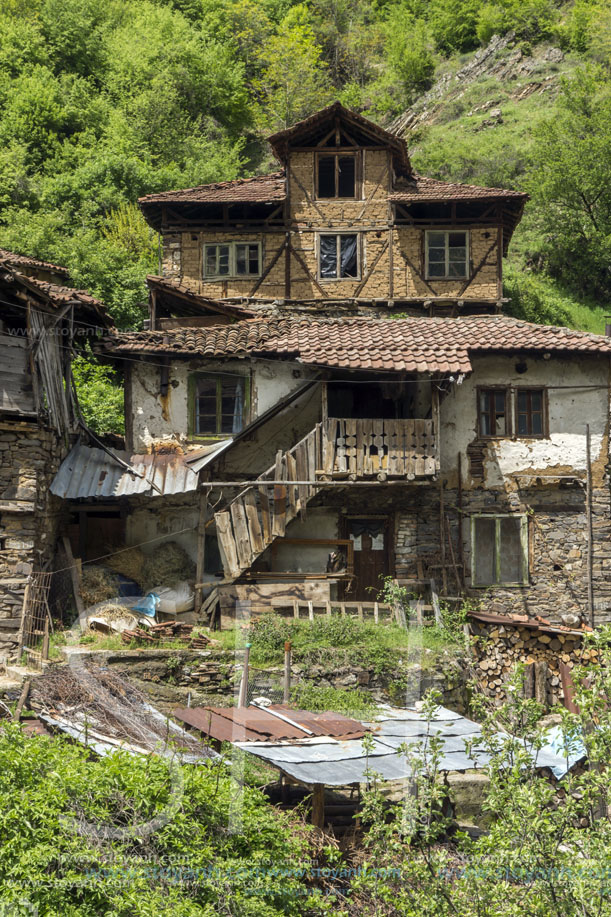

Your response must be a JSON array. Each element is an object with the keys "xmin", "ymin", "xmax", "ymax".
[{"xmin": 316, "ymin": 154, "xmax": 357, "ymax": 199}]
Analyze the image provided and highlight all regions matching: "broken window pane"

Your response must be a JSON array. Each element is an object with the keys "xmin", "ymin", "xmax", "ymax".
[
  {"xmin": 318, "ymin": 156, "xmax": 335, "ymax": 198},
  {"xmin": 337, "ymin": 156, "xmax": 356, "ymax": 197},
  {"xmin": 479, "ymin": 389, "xmax": 507, "ymax": 436}
]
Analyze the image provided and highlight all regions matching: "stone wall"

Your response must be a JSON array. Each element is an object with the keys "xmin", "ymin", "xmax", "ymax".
[
  {"xmin": 393, "ymin": 475, "xmax": 611, "ymax": 627},
  {"xmin": 95, "ymin": 647, "xmax": 470, "ymax": 715},
  {"xmin": 0, "ymin": 420, "xmax": 64, "ymax": 653}
]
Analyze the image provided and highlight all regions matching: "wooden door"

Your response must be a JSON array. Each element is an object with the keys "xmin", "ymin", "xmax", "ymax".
[{"xmin": 343, "ymin": 517, "xmax": 391, "ymax": 601}]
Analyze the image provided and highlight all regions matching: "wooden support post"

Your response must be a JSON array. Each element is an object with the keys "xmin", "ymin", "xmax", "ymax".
[
  {"xmin": 238, "ymin": 643, "xmax": 251, "ymax": 709},
  {"xmin": 42, "ymin": 617, "xmax": 50, "ymax": 662},
  {"xmin": 62, "ymin": 536, "xmax": 85, "ymax": 620},
  {"xmin": 586, "ymin": 424, "xmax": 594, "ymax": 628},
  {"xmin": 523, "ymin": 662, "xmax": 535, "ymax": 699},
  {"xmin": 535, "ymin": 660, "xmax": 548, "ymax": 707},
  {"xmin": 283, "ymin": 641, "xmax": 291, "ymax": 704},
  {"xmin": 312, "ymin": 783, "xmax": 325, "ymax": 830},
  {"xmin": 194, "ymin": 489, "xmax": 209, "ymax": 615},
  {"xmin": 13, "ymin": 679, "xmax": 31, "ymax": 721}
]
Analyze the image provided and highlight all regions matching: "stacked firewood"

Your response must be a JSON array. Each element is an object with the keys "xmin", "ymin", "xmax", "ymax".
[
  {"xmin": 470, "ymin": 621, "xmax": 595, "ymax": 707},
  {"xmin": 121, "ymin": 621, "xmax": 210, "ymax": 648}
]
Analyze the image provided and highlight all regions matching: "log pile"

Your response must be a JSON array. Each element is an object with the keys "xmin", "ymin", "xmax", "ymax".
[
  {"xmin": 470, "ymin": 619, "xmax": 595, "ymax": 707},
  {"xmin": 121, "ymin": 621, "xmax": 210, "ymax": 648}
]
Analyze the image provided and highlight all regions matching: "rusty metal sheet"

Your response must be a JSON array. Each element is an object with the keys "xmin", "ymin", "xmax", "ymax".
[
  {"xmin": 50, "ymin": 441, "xmax": 199, "ymax": 499},
  {"xmin": 174, "ymin": 707, "xmax": 262, "ymax": 743},
  {"xmin": 207, "ymin": 706, "xmax": 305, "ymax": 740},
  {"xmin": 270, "ymin": 706, "xmax": 366, "ymax": 738}
]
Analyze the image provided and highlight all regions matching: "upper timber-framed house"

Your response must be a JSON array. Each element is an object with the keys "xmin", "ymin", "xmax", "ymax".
[{"xmin": 65, "ymin": 102, "xmax": 611, "ymax": 630}]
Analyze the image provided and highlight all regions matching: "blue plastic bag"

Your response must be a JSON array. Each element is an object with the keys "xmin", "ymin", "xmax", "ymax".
[{"xmin": 132, "ymin": 592, "xmax": 161, "ymax": 617}]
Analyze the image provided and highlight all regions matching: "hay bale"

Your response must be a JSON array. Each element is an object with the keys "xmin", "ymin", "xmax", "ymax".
[
  {"xmin": 81, "ymin": 566, "xmax": 119, "ymax": 607},
  {"xmin": 142, "ymin": 541, "xmax": 195, "ymax": 589},
  {"xmin": 105, "ymin": 546, "xmax": 147, "ymax": 587}
]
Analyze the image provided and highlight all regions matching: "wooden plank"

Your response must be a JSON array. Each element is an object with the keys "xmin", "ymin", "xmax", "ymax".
[
  {"xmin": 285, "ymin": 452, "xmax": 299, "ymax": 519},
  {"xmin": 308, "ymin": 601, "xmax": 314, "ymax": 621},
  {"xmin": 243, "ymin": 490, "xmax": 264, "ymax": 556},
  {"xmin": 258, "ymin": 486, "xmax": 271, "ymax": 544},
  {"xmin": 344, "ymin": 419, "xmax": 357, "ymax": 476},
  {"xmin": 62, "ymin": 536, "xmax": 85, "ymax": 618},
  {"xmin": 230, "ymin": 499, "xmax": 254, "ymax": 569},
  {"xmin": 272, "ymin": 450, "xmax": 287, "ymax": 537},
  {"xmin": 194, "ymin": 492, "xmax": 209, "ymax": 613},
  {"xmin": 306, "ymin": 428, "xmax": 316, "ymax": 500},
  {"xmin": 215, "ymin": 511, "xmax": 241, "ymax": 579},
  {"xmin": 13, "ymin": 679, "xmax": 31, "ymax": 721},
  {"xmin": 295, "ymin": 442, "xmax": 309, "ymax": 514},
  {"xmin": 323, "ymin": 418, "xmax": 337, "ymax": 474}
]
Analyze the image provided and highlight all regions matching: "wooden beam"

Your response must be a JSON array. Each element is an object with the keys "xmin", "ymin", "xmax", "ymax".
[
  {"xmin": 311, "ymin": 783, "xmax": 325, "ymax": 829},
  {"xmin": 194, "ymin": 490, "xmax": 209, "ymax": 614}
]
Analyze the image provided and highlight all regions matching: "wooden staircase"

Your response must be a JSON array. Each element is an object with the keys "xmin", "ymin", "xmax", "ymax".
[{"xmin": 214, "ymin": 423, "xmax": 323, "ymax": 580}]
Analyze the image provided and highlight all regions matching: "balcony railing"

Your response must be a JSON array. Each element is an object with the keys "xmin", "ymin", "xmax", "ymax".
[{"xmin": 320, "ymin": 417, "xmax": 438, "ymax": 480}]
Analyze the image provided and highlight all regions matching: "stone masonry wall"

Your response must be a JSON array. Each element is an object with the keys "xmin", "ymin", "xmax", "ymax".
[
  {"xmin": 394, "ymin": 478, "xmax": 611, "ymax": 627},
  {"xmin": 0, "ymin": 420, "xmax": 64, "ymax": 653}
]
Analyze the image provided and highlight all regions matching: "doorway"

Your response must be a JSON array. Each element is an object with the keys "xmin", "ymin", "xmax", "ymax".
[{"xmin": 341, "ymin": 516, "xmax": 392, "ymax": 601}]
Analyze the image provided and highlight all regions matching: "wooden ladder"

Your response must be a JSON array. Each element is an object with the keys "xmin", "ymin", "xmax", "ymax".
[{"xmin": 214, "ymin": 423, "xmax": 323, "ymax": 580}]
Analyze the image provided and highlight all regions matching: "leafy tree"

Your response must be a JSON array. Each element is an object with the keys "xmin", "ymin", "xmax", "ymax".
[
  {"xmin": 72, "ymin": 355, "xmax": 125, "ymax": 435},
  {"xmin": 383, "ymin": 9, "xmax": 436, "ymax": 102},
  {"xmin": 254, "ymin": 4, "xmax": 333, "ymax": 130},
  {"xmin": 428, "ymin": 0, "xmax": 481, "ymax": 53},
  {"xmin": 526, "ymin": 67, "xmax": 611, "ymax": 299}
]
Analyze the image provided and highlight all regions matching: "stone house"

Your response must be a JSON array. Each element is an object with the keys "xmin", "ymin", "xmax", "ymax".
[
  {"xmin": 80, "ymin": 103, "xmax": 610, "ymax": 628},
  {"xmin": 0, "ymin": 249, "xmax": 113, "ymax": 652}
]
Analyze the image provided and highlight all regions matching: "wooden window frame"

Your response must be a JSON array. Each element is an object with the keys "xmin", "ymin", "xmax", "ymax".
[
  {"xmin": 515, "ymin": 387, "xmax": 548, "ymax": 439},
  {"xmin": 315, "ymin": 151, "xmax": 361, "ymax": 200},
  {"xmin": 188, "ymin": 372, "xmax": 250, "ymax": 441},
  {"xmin": 477, "ymin": 386, "xmax": 511, "ymax": 439},
  {"xmin": 317, "ymin": 232, "xmax": 361, "ymax": 282},
  {"xmin": 471, "ymin": 514, "xmax": 529, "ymax": 587},
  {"xmin": 202, "ymin": 242, "xmax": 262, "ymax": 280},
  {"xmin": 425, "ymin": 229, "xmax": 470, "ymax": 281}
]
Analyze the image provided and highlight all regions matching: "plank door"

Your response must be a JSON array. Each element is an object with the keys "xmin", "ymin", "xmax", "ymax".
[{"xmin": 342, "ymin": 517, "xmax": 391, "ymax": 601}]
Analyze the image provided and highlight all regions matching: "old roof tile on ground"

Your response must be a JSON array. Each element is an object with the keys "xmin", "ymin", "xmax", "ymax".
[{"xmin": 102, "ymin": 315, "xmax": 611, "ymax": 374}]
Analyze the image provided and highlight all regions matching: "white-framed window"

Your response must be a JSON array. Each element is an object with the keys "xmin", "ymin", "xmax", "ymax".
[
  {"xmin": 203, "ymin": 242, "xmax": 261, "ymax": 279},
  {"xmin": 319, "ymin": 233, "xmax": 359, "ymax": 280},
  {"xmin": 471, "ymin": 514, "xmax": 529, "ymax": 587},
  {"xmin": 425, "ymin": 230, "xmax": 469, "ymax": 279}
]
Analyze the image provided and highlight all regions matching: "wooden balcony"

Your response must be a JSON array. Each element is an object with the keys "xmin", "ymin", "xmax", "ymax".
[{"xmin": 320, "ymin": 418, "xmax": 438, "ymax": 480}]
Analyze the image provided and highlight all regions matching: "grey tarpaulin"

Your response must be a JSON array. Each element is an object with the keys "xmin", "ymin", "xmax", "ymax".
[{"xmin": 236, "ymin": 705, "xmax": 585, "ymax": 787}]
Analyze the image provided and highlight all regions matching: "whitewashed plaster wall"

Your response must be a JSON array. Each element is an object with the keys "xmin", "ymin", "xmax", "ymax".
[
  {"xmin": 129, "ymin": 357, "xmax": 314, "ymax": 451},
  {"xmin": 439, "ymin": 354, "xmax": 609, "ymax": 486}
]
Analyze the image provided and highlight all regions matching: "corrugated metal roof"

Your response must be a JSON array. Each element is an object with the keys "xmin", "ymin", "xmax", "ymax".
[
  {"xmin": 50, "ymin": 442, "xmax": 199, "ymax": 499},
  {"xmin": 233, "ymin": 705, "xmax": 584, "ymax": 786}
]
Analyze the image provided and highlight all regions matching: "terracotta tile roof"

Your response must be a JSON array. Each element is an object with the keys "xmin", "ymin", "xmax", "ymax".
[
  {"xmin": 0, "ymin": 248, "xmax": 69, "ymax": 275},
  {"xmin": 138, "ymin": 172, "xmax": 286, "ymax": 206},
  {"xmin": 390, "ymin": 174, "xmax": 528, "ymax": 202},
  {"xmin": 147, "ymin": 275, "xmax": 256, "ymax": 318},
  {"xmin": 101, "ymin": 315, "xmax": 611, "ymax": 373},
  {"xmin": 0, "ymin": 262, "xmax": 114, "ymax": 327}
]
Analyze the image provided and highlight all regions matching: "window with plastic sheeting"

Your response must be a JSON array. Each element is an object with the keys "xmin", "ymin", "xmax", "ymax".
[
  {"xmin": 472, "ymin": 515, "xmax": 528, "ymax": 586},
  {"xmin": 189, "ymin": 374, "xmax": 249, "ymax": 438},
  {"xmin": 316, "ymin": 154, "xmax": 357, "ymax": 198},
  {"xmin": 425, "ymin": 231, "xmax": 469, "ymax": 279},
  {"xmin": 319, "ymin": 234, "xmax": 359, "ymax": 280}
]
